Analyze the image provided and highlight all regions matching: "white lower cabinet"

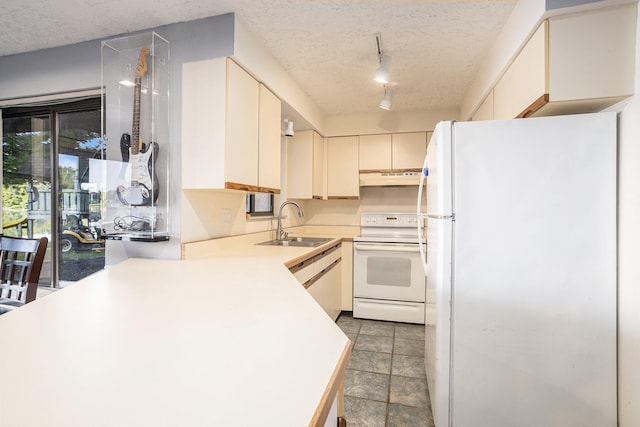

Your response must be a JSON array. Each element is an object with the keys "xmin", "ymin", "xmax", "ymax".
[
  {"xmin": 340, "ymin": 241, "xmax": 353, "ymax": 311},
  {"xmin": 307, "ymin": 259, "xmax": 342, "ymax": 321},
  {"xmin": 289, "ymin": 243, "xmax": 342, "ymax": 321}
]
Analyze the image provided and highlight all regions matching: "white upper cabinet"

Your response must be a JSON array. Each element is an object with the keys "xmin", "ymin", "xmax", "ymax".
[
  {"xmin": 258, "ymin": 84, "xmax": 282, "ymax": 192},
  {"xmin": 286, "ymin": 130, "xmax": 325, "ymax": 200},
  {"xmin": 226, "ymin": 59, "xmax": 260, "ymax": 189},
  {"xmin": 472, "ymin": 90, "xmax": 495, "ymax": 122},
  {"xmin": 359, "ymin": 132, "xmax": 426, "ymax": 171},
  {"xmin": 391, "ymin": 132, "xmax": 427, "ymax": 170},
  {"xmin": 312, "ymin": 131, "xmax": 325, "ymax": 199},
  {"xmin": 327, "ymin": 136, "xmax": 359, "ymax": 199},
  {"xmin": 493, "ymin": 4, "xmax": 636, "ymax": 120},
  {"xmin": 181, "ymin": 57, "xmax": 281, "ymax": 193},
  {"xmin": 359, "ymin": 134, "xmax": 391, "ymax": 171}
]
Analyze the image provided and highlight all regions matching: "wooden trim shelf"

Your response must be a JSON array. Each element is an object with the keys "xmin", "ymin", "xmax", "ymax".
[
  {"xmin": 302, "ymin": 258, "xmax": 341, "ymax": 289},
  {"xmin": 516, "ymin": 94, "xmax": 549, "ymax": 118},
  {"xmin": 285, "ymin": 240, "xmax": 342, "ymax": 270},
  {"xmin": 288, "ymin": 256, "xmax": 315, "ymax": 275},
  {"xmin": 359, "ymin": 168, "xmax": 421, "ymax": 174},
  {"xmin": 288, "ymin": 243, "xmax": 342, "ymax": 274},
  {"xmin": 308, "ymin": 340, "xmax": 352, "ymax": 427},
  {"xmin": 225, "ymin": 181, "xmax": 281, "ymax": 194}
]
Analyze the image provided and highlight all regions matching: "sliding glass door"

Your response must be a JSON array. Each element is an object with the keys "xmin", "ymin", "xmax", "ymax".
[
  {"xmin": 2, "ymin": 98, "xmax": 105, "ymax": 288},
  {"xmin": 2, "ymin": 112, "xmax": 52, "ymax": 286}
]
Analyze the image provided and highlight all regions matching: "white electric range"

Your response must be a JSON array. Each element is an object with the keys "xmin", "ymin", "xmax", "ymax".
[{"xmin": 352, "ymin": 212, "xmax": 426, "ymax": 324}]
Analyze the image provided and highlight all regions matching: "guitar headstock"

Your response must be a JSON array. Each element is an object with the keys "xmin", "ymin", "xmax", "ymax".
[{"xmin": 135, "ymin": 47, "xmax": 150, "ymax": 78}]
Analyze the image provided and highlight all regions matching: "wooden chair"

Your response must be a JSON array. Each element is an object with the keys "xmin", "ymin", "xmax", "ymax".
[{"xmin": 0, "ymin": 235, "xmax": 48, "ymax": 314}]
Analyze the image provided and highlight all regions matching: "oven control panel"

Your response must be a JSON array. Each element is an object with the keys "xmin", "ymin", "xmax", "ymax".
[{"xmin": 360, "ymin": 212, "xmax": 419, "ymax": 227}]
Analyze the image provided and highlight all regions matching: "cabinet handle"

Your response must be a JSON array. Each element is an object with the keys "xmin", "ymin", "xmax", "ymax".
[
  {"xmin": 302, "ymin": 258, "xmax": 341, "ymax": 289},
  {"xmin": 354, "ymin": 243, "xmax": 420, "ymax": 253}
]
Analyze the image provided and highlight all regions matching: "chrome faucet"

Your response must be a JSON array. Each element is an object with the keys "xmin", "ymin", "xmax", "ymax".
[{"xmin": 276, "ymin": 200, "xmax": 304, "ymax": 241}]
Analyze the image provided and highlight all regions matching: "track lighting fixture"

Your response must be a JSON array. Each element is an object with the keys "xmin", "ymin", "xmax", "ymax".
[
  {"xmin": 374, "ymin": 33, "xmax": 391, "ymax": 84},
  {"xmin": 373, "ymin": 33, "xmax": 395, "ymax": 110},
  {"xmin": 375, "ymin": 54, "xmax": 391, "ymax": 84},
  {"xmin": 283, "ymin": 119, "xmax": 294, "ymax": 137},
  {"xmin": 379, "ymin": 87, "xmax": 393, "ymax": 110}
]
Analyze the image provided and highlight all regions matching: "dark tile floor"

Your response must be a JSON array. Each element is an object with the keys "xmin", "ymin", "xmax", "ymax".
[{"xmin": 336, "ymin": 312, "xmax": 435, "ymax": 427}]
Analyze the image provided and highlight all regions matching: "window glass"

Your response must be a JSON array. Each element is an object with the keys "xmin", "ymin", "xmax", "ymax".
[
  {"xmin": 2, "ymin": 98, "xmax": 104, "ymax": 288},
  {"xmin": 246, "ymin": 193, "xmax": 274, "ymax": 217}
]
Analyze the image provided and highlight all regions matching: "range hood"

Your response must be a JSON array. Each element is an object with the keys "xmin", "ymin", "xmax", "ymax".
[{"xmin": 359, "ymin": 171, "xmax": 421, "ymax": 187}]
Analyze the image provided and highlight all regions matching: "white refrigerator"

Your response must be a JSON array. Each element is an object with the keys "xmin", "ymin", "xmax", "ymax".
[{"xmin": 416, "ymin": 113, "xmax": 617, "ymax": 427}]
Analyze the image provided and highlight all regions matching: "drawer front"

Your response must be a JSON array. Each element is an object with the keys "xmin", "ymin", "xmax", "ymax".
[
  {"xmin": 293, "ymin": 263, "xmax": 314, "ymax": 284},
  {"xmin": 313, "ymin": 244, "xmax": 341, "ymax": 274}
]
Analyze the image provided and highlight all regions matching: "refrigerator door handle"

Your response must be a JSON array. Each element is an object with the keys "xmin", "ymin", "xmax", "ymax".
[{"xmin": 417, "ymin": 153, "xmax": 429, "ymax": 273}]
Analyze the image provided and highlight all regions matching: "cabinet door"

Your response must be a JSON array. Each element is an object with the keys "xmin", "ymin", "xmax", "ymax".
[
  {"xmin": 493, "ymin": 23, "xmax": 547, "ymax": 120},
  {"xmin": 548, "ymin": 4, "xmax": 636, "ymax": 102},
  {"xmin": 307, "ymin": 261, "xmax": 342, "ymax": 321},
  {"xmin": 286, "ymin": 130, "xmax": 314, "ymax": 199},
  {"xmin": 312, "ymin": 132, "xmax": 325, "ymax": 199},
  {"xmin": 341, "ymin": 241, "xmax": 353, "ymax": 311},
  {"xmin": 258, "ymin": 84, "xmax": 281, "ymax": 192},
  {"xmin": 472, "ymin": 91, "xmax": 494, "ymax": 122},
  {"xmin": 181, "ymin": 58, "xmax": 227, "ymax": 189},
  {"xmin": 327, "ymin": 136, "xmax": 359, "ymax": 199},
  {"xmin": 359, "ymin": 134, "xmax": 391, "ymax": 171},
  {"xmin": 392, "ymin": 132, "xmax": 427, "ymax": 170},
  {"xmin": 226, "ymin": 59, "xmax": 259, "ymax": 187},
  {"xmin": 287, "ymin": 130, "xmax": 326, "ymax": 199}
]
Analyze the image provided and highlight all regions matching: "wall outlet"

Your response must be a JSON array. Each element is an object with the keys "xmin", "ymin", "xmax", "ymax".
[{"xmin": 221, "ymin": 208, "xmax": 232, "ymax": 224}]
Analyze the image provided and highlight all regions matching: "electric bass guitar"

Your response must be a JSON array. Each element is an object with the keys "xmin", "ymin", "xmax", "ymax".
[{"xmin": 116, "ymin": 47, "xmax": 159, "ymax": 206}]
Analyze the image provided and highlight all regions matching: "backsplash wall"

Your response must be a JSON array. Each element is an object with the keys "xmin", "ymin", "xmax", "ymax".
[{"xmin": 300, "ymin": 186, "xmax": 424, "ymax": 226}]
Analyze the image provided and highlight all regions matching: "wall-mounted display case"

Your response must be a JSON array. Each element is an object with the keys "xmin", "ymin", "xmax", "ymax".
[{"xmin": 100, "ymin": 32, "xmax": 170, "ymax": 241}]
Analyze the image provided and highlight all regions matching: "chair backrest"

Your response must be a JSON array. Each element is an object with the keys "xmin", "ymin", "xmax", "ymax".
[{"xmin": 0, "ymin": 235, "xmax": 48, "ymax": 304}]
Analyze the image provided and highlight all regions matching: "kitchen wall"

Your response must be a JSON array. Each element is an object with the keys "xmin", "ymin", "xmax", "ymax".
[
  {"xmin": 324, "ymin": 108, "xmax": 458, "ymax": 136},
  {"xmin": 299, "ymin": 186, "xmax": 420, "ymax": 226}
]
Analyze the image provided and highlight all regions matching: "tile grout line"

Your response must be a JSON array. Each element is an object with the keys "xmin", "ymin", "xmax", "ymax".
[
  {"xmin": 339, "ymin": 315, "xmax": 431, "ymax": 425},
  {"xmin": 385, "ymin": 322, "xmax": 395, "ymax": 427}
]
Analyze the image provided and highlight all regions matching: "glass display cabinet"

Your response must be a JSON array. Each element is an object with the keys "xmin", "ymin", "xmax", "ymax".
[{"xmin": 100, "ymin": 32, "xmax": 169, "ymax": 241}]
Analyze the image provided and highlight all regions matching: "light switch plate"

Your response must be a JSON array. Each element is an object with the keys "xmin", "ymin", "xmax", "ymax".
[{"xmin": 221, "ymin": 208, "xmax": 232, "ymax": 224}]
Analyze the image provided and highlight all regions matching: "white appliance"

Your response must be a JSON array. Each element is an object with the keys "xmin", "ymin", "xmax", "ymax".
[
  {"xmin": 353, "ymin": 212, "xmax": 426, "ymax": 324},
  {"xmin": 359, "ymin": 171, "xmax": 421, "ymax": 186},
  {"xmin": 417, "ymin": 113, "xmax": 617, "ymax": 427}
]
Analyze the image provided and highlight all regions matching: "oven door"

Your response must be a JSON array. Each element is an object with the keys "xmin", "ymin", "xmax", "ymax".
[{"xmin": 353, "ymin": 242, "xmax": 426, "ymax": 302}]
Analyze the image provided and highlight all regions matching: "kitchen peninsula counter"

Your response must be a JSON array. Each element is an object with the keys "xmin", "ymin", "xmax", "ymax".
[{"xmin": 0, "ymin": 235, "xmax": 353, "ymax": 427}]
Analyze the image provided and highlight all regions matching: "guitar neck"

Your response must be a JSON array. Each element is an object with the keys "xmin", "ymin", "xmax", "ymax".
[{"xmin": 131, "ymin": 75, "xmax": 142, "ymax": 155}]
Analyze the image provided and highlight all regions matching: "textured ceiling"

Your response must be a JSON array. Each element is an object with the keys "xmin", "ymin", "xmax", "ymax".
[{"xmin": 0, "ymin": 0, "xmax": 517, "ymax": 116}]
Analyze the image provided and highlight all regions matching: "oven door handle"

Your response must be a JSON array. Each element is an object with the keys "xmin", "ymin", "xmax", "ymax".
[{"xmin": 354, "ymin": 243, "xmax": 421, "ymax": 253}]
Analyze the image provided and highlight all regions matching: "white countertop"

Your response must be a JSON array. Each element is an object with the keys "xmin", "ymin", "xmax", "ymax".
[{"xmin": 0, "ymin": 243, "xmax": 351, "ymax": 427}]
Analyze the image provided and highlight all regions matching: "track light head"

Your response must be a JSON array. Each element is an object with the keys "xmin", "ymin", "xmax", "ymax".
[{"xmin": 379, "ymin": 88, "xmax": 393, "ymax": 110}]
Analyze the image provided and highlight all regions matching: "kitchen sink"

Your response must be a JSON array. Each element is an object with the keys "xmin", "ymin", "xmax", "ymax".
[{"xmin": 256, "ymin": 237, "xmax": 333, "ymax": 247}]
